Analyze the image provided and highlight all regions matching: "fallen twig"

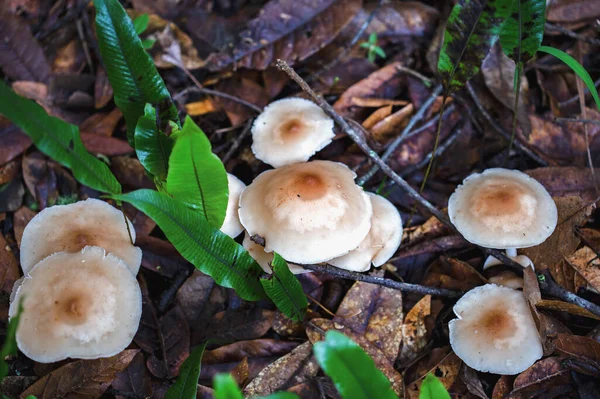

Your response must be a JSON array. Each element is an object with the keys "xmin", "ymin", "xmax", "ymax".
[
  {"xmin": 174, "ymin": 86, "xmax": 264, "ymax": 114},
  {"xmin": 538, "ymin": 269, "xmax": 600, "ymax": 317},
  {"xmin": 222, "ymin": 118, "xmax": 254, "ymax": 163}
]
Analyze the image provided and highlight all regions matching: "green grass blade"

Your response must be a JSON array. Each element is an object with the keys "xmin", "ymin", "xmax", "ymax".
[
  {"xmin": 538, "ymin": 45, "xmax": 600, "ymax": 111},
  {"xmin": 111, "ymin": 189, "xmax": 266, "ymax": 301},
  {"xmin": 167, "ymin": 116, "xmax": 229, "ymax": 228},
  {"xmin": 135, "ymin": 104, "xmax": 174, "ymax": 182},
  {"xmin": 500, "ymin": 0, "xmax": 546, "ymax": 64},
  {"xmin": 93, "ymin": 0, "xmax": 180, "ymax": 145},
  {"xmin": 419, "ymin": 374, "xmax": 451, "ymax": 399},
  {"xmin": 313, "ymin": 331, "xmax": 398, "ymax": 399},
  {"xmin": 213, "ymin": 374, "xmax": 243, "ymax": 399},
  {"xmin": 260, "ymin": 253, "xmax": 308, "ymax": 322},
  {"xmin": 0, "ymin": 81, "xmax": 121, "ymax": 194},
  {"xmin": 438, "ymin": 0, "xmax": 514, "ymax": 93},
  {"xmin": 165, "ymin": 343, "xmax": 207, "ymax": 399}
]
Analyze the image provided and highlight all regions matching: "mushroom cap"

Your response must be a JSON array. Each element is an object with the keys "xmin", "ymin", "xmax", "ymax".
[
  {"xmin": 242, "ymin": 233, "xmax": 308, "ymax": 274},
  {"xmin": 220, "ymin": 173, "xmax": 246, "ymax": 238},
  {"xmin": 448, "ymin": 168, "xmax": 557, "ymax": 249},
  {"xmin": 251, "ymin": 98, "xmax": 335, "ymax": 168},
  {"xmin": 449, "ymin": 284, "xmax": 543, "ymax": 374},
  {"xmin": 9, "ymin": 246, "xmax": 142, "ymax": 363},
  {"xmin": 20, "ymin": 198, "xmax": 142, "ymax": 275},
  {"xmin": 238, "ymin": 160, "xmax": 372, "ymax": 264},
  {"xmin": 329, "ymin": 193, "xmax": 402, "ymax": 271},
  {"xmin": 487, "ymin": 271, "xmax": 524, "ymax": 290}
]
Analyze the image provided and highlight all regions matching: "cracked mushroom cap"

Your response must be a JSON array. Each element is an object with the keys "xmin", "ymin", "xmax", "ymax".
[
  {"xmin": 251, "ymin": 98, "xmax": 335, "ymax": 168},
  {"xmin": 448, "ymin": 168, "xmax": 557, "ymax": 249},
  {"xmin": 329, "ymin": 193, "xmax": 402, "ymax": 272},
  {"xmin": 20, "ymin": 198, "xmax": 142, "ymax": 275},
  {"xmin": 242, "ymin": 233, "xmax": 308, "ymax": 274},
  {"xmin": 9, "ymin": 246, "xmax": 142, "ymax": 363},
  {"xmin": 238, "ymin": 160, "xmax": 372, "ymax": 264},
  {"xmin": 220, "ymin": 173, "xmax": 246, "ymax": 238},
  {"xmin": 449, "ymin": 284, "xmax": 543, "ymax": 375}
]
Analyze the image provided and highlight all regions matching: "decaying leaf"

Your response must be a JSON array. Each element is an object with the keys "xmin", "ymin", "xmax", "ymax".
[
  {"xmin": 399, "ymin": 295, "xmax": 431, "ymax": 363},
  {"xmin": 21, "ymin": 350, "xmax": 139, "ymax": 398},
  {"xmin": 547, "ymin": 0, "xmax": 600, "ymax": 23},
  {"xmin": 112, "ymin": 351, "xmax": 153, "ymax": 399},
  {"xmin": 537, "ymin": 299, "xmax": 600, "ymax": 321},
  {"xmin": 201, "ymin": 308, "xmax": 275, "ymax": 346},
  {"xmin": 459, "ymin": 364, "xmax": 488, "ymax": 399},
  {"xmin": 566, "ymin": 246, "xmax": 600, "ymax": 292},
  {"xmin": 185, "ymin": 99, "xmax": 218, "ymax": 116},
  {"xmin": 369, "ymin": 104, "xmax": 415, "ymax": 143},
  {"xmin": 203, "ymin": 339, "xmax": 299, "ymax": 364},
  {"xmin": 551, "ymin": 333, "xmax": 600, "ymax": 375},
  {"xmin": 406, "ymin": 349, "xmax": 462, "ymax": 399},
  {"xmin": 0, "ymin": 233, "xmax": 19, "ymax": 320},
  {"xmin": 0, "ymin": 118, "xmax": 32, "ymax": 166},
  {"xmin": 22, "ymin": 152, "xmax": 58, "ymax": 210},
  {"xmin": 207, "ymin": 0, "xmax": 363, "ymax": 71},
  {"xmin": 509, "ymin": 357, "xmax": 571, "ymax": 398},
  {"xmin": 306, "ymin": 318, "xmax": 404, "ymax": 397},
  {"xmin": 422, "ymin": 257, "xmax": 486, "ymax": 292},
  {"xmin": 243, "ymin": 341, "xmax": 319, "ymax": 396},
  {"xmin": 79, "ymin": 108, "xmax": 123, "ymax": 137},
  {"xmin": 492, "ymin": 375, "xmax": 512, "ymax": 399}
]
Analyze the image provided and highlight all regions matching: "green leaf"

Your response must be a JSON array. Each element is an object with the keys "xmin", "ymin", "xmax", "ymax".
[
  {"xmin": 111, "ymin": 189, "xmax": 266, "ymax": 301},
  {"xmin": 260, "ymin": 253, "xmax": 308, "ymax": 322},
  {"xmin": 500, "ymin": 0, "xmax": 546, "ymax": 64},
  {"xmin": 538, "ymin": 46, "xmax": 600, "ymax": 111},
  {"xmin": 0, "ymin": 299, "xmax": 23, "ymax": 382},
  {"xmin": 133, "ymin": 13, "xmax": 149, "ymax": 35},
  {"xmin": 374, "ymin": 47, "xmax": 387, "ymax": 59},
  {"xmin": 419, "ymin": 374, "xmax": 451, "ymax": 399},
  {"xmin": 167, "ymin": 116, "xmax": 229, "ymax": 228},
  {"xmin": 0, "ymin": 81, "xmax": 121, "ymax": 194},
  {"xmin": 213, "ymin": 374, "xmax": 243, "ymax": 399},
  {"xmin": 142, "ymin": 39, "xmax": 156, "ymax": 50},
  {"xmin": 313, "ymin": 331, "xmax": 398, "ymax": 399},
  {"xmin": 165, "ymin": 342, "xmax": 207, "ymax": 399},
  {"xmin": 93, "ymin": 0, "xmax": 180, "ymax": 145},
  {"xmin": 135, "ymin": 104, "xmax": 174, "ymax": 182},
  {"xmin": 438, "ymin": 0, "xmax": 514, "ymax": 93}
]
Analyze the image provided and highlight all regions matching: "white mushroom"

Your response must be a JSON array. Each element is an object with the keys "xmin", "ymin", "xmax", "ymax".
[
  {"xmin": 448, "ymin": 168, "xmax": 557, "ymax": 268},
  {"xmin": 329, "ymin": 193, "xmax": 402, "ymax": 272},
  {"xmin": 238, "ymin": 161, "xmax": 372, "ymax": 264},
  {"xmin": 251, "ymin": 98, "xmax": 335, "ymax": 168},
  {"xmin": 20, "ymin": 198, "xmax": 142, "ymax": 275},
  {"xmin": 220, "ymin": 173, "xmax": 246, "ymax": 238},
  {"xmin": 242, "ymin": 233, "xmax": 308, "ymax": 274},
  {"xmin": 449, "ymin": 284, "xmax": 543, "ymax": 375},
  {"xmin": 9, "ymin": 246, "xmax": 142, "ymax": 363}
]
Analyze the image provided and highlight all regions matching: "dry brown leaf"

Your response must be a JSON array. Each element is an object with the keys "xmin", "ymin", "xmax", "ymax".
[
  {"xmin": 0, "ymin": 119, "xmax": 32, "ymax": 165},
  {"xmin": 52, "ymin": 39, "xmax": 83, "ymax": 74},
  {"xmin": 185, "ymin": 99, "xmax": 218, "ymax": 116},
  {"xmin": 333, "ymin": 280, "xmax": 403, "ymax": 362},
  {"xmin": 522, "ymin": 267, "xmax": 554, "ymax": 355},
  {"xmin": 459, "ymin": 364, "xmax": 488, "ymax": 399},
  {"xmin": 203, "ymin": 339, "xmax": 299, "ymax": 364},
  {"xmin": 421, "ymin": 257, "xmax": 486, "ymax": 292},
  {"xmin": 110, "ymin": 156, "xmax": 154, "ymax": 190},
  {"xmin": 243, "ymin": 341, "xmax": 319, "ymax": 396},
  {"xmin": 526, "ymin": 167, "xmax": 600, "ymax": 202},
  {"xmin": 353, "ymin": 98, "xmax": 409, "ymax": 107},
  {"xmin": 306, "ymin": 318, "xmax": 404, "ymax": 397},
  {"xmin": 509, "ymin": 357, "xmax": 571, "ymax": 398},
  {"xmin": 577, "ymin": 228, "xmax": 600, "ymax": 255},
  {"xmin": 81, "ymin": 133, "xmax": 133, "ymax": 156},
  {"xmin": 551, "ymin": 333, "xmax": 600, "ymax": 374},
  {"xmin": 202, "ymin": 308, "xmax": 275, "ymax": 346},
  {"xmin": 491, "ymin": 375, "xmax": 512, "ymax": 399},
  {"xmin": 565, "ymin": 246, "xmax": 600, "ymax": 292},
  {"xmin": 13, "ymin": 206, "xmax": 36, "ymax": 247},
  {"xmin": 214, "ymin": 76, "xmax": 269, "ymax": 126},
  {"xmin": 0, "ymin": 159, "xmax": 20, "ymax": 186},
  {"xmin": 370, "ymin": 103, "xmax": 415, "ymax": 142},
  {"xmin": 79, "ymin": 108, "xmax": 123, "ymax": 137},
  {"xmin": 362, "ymin": 105, "xmax": 393, "ymax": 129},
  {"xmin": 0, "ymin": 233, "xmax": 19, "ymax": 321},
  {"xmin": 112, "ymin": 352, "xmax": 153, "ymax": 399},
  {"xmin": 22, "ymin": 152, "xmax": 58, "ymax": 210},
  {"xmin": 94, "ymin": 67, "xmax": 113, "ymax": 109},
  {"xmin": 21, "ymin": 350, "xmax": 139, "ymax": 398},
  {"xmin": 406, "ymin": 351, "xmax": 462, "ymax": 399},
  {"xmin": 547, "ymin": 0, "xmax": 600, "ymax": 23},
  {"xmin": 399, "ymin": 295, "xmax": 431, "ymax": 363},
  {"xmin": 537, "ymin": 299, "xmax": 600, "ymax": 320},
  {"xmin": 231, "ymin": 357, "xmax": 250, "ymax": 386}
]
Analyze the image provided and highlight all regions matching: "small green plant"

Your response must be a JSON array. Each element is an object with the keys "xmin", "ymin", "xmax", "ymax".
[
  {"xmin": 360, "ymin": 33, "xmax": 386, "ymax": 63},
  {"xmin": 132, "ymin": 13, "xmax": 156, "ymax": 50},
  {"xmin": 0, "ymin": 299, "xmax": 23, "ymax": 384},
  {"xmin": 419, "ymin": 374, "xmax": 451, "ymax": 399}
]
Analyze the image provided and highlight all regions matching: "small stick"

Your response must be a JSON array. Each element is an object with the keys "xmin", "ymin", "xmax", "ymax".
[
  {"xmin": 396, "ymin": 65, "xmax": 434, "ymax": 86},
  {"xmin": 222, "ymin": 118, "xmax": 253, "ymax": 163},
  {"xmin": 538, "ymin": 269, "xmax": 600, "ymax": 317},
  {"xmin": 157, "ymin": 264, "xmax": 194, "ymax": 313},
  {"xmin": 302, "ymin": 263, "xmax": 462, "ymax": 298},
  {"xmin": 545, "ymin": 23, "xmax": 600, "ymax": 46}
]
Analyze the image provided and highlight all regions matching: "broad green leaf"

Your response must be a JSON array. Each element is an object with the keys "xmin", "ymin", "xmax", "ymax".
[
  {"xmin": 133, "ymin": 13, "xmax": 149, "ymax": 35},
  {"xmin": 438, "ymin": 0, "xmax": 513, "ymax": 93},
  {"xmin": 538, "ymin": 46, "xmax": 600, "ymax": 111},
  {"xmin": 165, "ymin": 342, "xmax": 207, "ymax": 399},
  {"xmin": 111, "ymin": 189, "xmax": 265, "ymax": 301},
  {"xmin": 419, "ymin": 374, "xmax": 451, "ymax": 399},
  {"xmin": 313, "ymin": 331, "xmax": 398, "ymax": 399},
  {"xmin": 0, "ymin": 81, "xmax": 121, "ymax": 194},
  {"xmin": 167, "ymin": 116, "xmax": 229, "ymax": 228},
  {"xmin": 500, "ymin": 0, "xmax": 546, "ymax": 64},
  {"xmin": 135, "ymin": 104, "xmax": 174, "ymax": 182},
  {"xmin": 93, "ymin": 0, "xmax": 180, "ymax": 145},
  {"xmin": 260, "ymin": 253, "xmax": 308, "ymax": 322},
  {"xmin": 0, "ymin": 299, "xmax": 23, "ymax": 381},
  {"xmin": 213, "ymin": 374, "xmax": 243, "ymax": 399}
]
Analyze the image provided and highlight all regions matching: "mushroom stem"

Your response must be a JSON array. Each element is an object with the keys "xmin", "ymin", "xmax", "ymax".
[{"xmin": 505, "ymin": 248, "xmax": 517, "ymax": 257}]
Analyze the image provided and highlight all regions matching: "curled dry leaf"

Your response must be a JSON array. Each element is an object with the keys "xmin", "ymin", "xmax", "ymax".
[
  {"xmin": 203, "ymin": 339, "xmax": 300, "ymax": 364},
  {"xmin": 362, "ymin": 105, "xmax": 393, "ymax": 130},
  {"xmin": 243, "ymin": 341, "xmax": 319, "ymax": 396},
  {"xmin": 370, "ymin": 104, "xmax": 415, "ymax": 143},
  {"xmin": 421, "ymin": 257, "xmax": 486, "ymax": 292},
  {"xmin": 536, "ymin": 299, "xmax": 600, "ymax": 321},
  {"xmin": 551, "ymin": 333, "xmax": 600, "ymax": 374},
  {"xmin": 306, "ymin": 318, "xmax": 404, "ymax": 396},
  {"xmin": 20, "ymin": 350, "xmax": 139, "ymax": 399},
  {"xmin": 112, "ymin": 351, "xmax": 153, "ymax": 399},
  {"xmin": 0, "ymin": 118, "xmax": 32, "ymax": 165},
  {"xmin": 406, "ymin": 349, "xmax": 462, "ymax": 399},
  {"xmin": 509, "ymin": 357, "xmax": 571, "ymax": 398},
  {"xmin": 399, "ymin": 295, "xmax": 431, "ymax": 363},
  {"xmin": 185, "ymin": 99, "xmax": 218, "ymax": 117},
  {"xmin": 206, "ymin": 0, "xmax": 363, "ymax": 71},
  {"xmin": 0, "ymin": 9, "xmax": 50, "ymax": 83},
  {"xmin": 566, "ymin": 246, "xmax": 600, "ymax": 292}
]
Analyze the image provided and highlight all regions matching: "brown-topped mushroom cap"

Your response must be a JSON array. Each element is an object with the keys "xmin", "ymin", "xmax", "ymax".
[
  {"xmin": 20, "ymin": 198, "xmax": 142, "ymax": 275},
  {"xmin": 448, "ymin": 168, "xmax": 557, "ymax": 249},
  {"xmin": 251, "ymin": 98, "xmax": 335, "ymax": 168},
  {"xmin": 449, "ymin": 284, "xmax": 542, "ymax": 374},
  {"xmin": 9, "ymin": 246, "xmax": 142, "ymax": 363},
  {"xmin": 238, "ymin": 161, "xmax": 372, "ymax": 264}
]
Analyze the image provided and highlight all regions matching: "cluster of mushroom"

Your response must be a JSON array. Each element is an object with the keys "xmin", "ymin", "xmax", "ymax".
[
  {"xmin": 9, "ymin": 199, "xmax": 143, "ymax": 363},
  {"xmin": 221, "ymin": 97, "xmax": 403, "ymax": 273},
  {"xmin": 447, "ymin": 168, "xmax": 558, "ymax": 375}
]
